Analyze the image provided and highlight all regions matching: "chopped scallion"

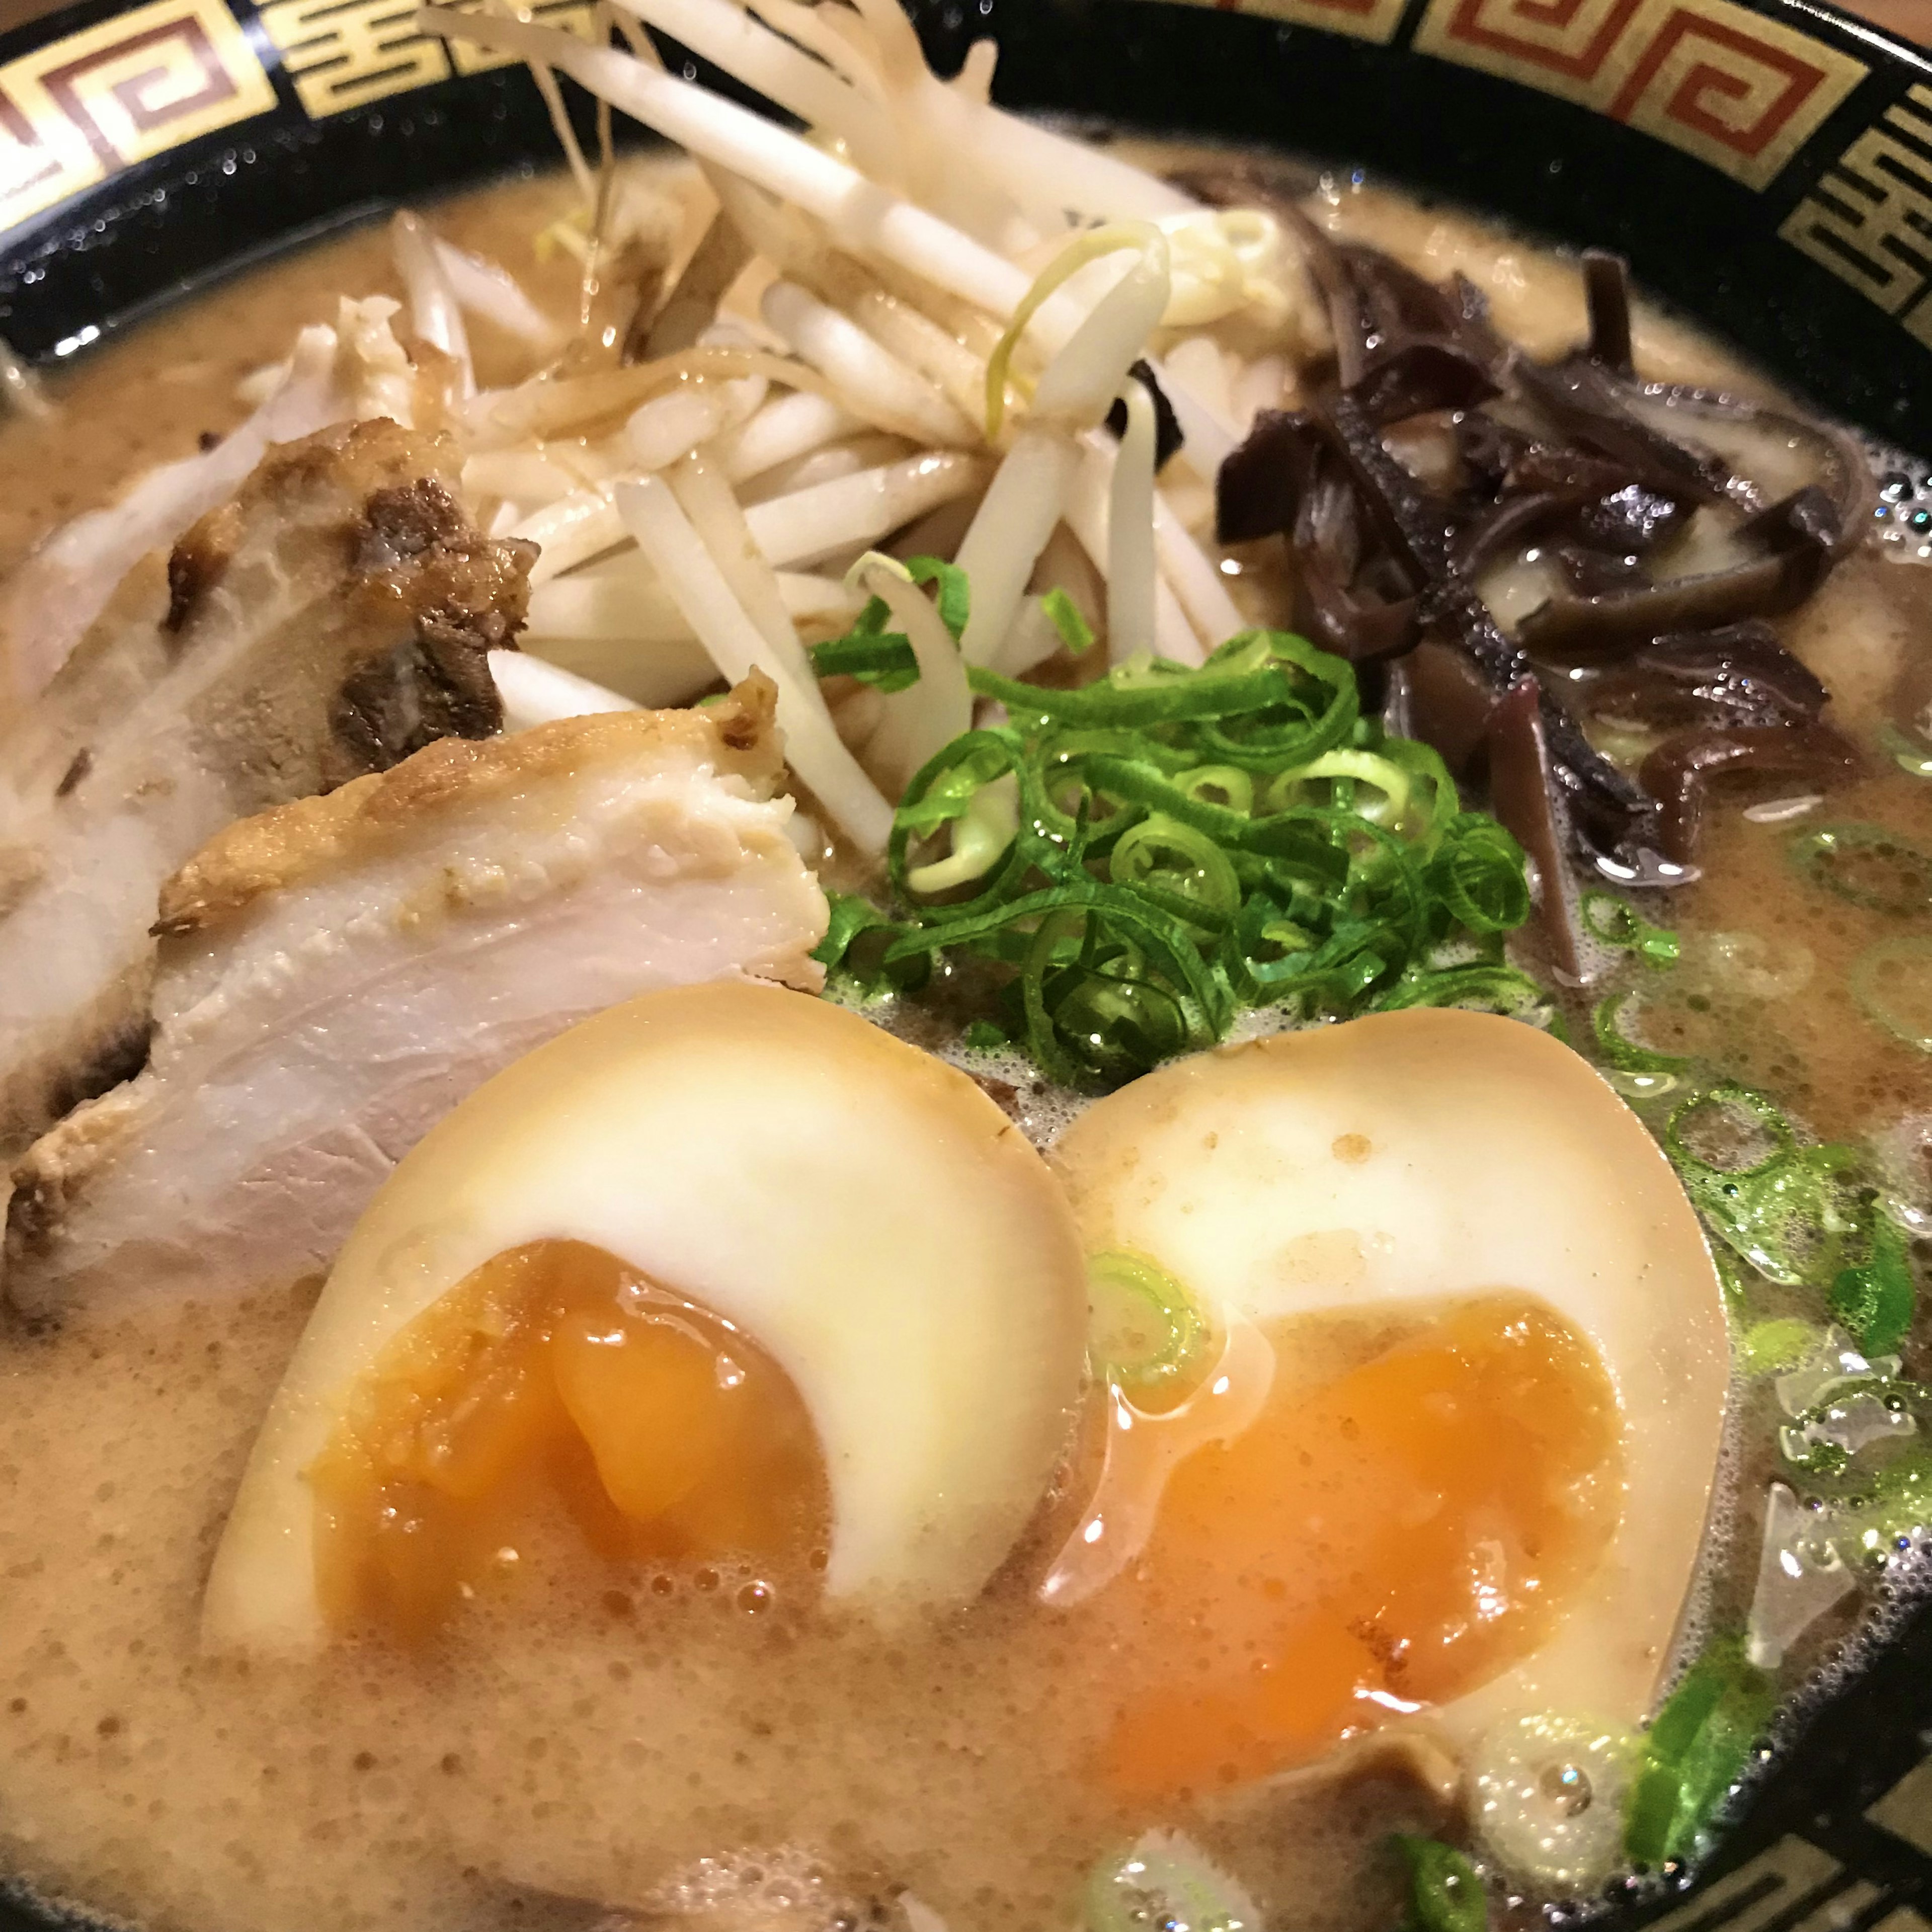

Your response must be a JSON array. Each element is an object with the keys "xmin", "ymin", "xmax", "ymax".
[
  {"xmin": 1623, "ymin": 1637, "xmax": 1773, "ymax": 1869},
  {"xmin": 819, "ymin": 624, "xmax": 1539, "ymax": 1088},
  {"xmin": 1394, "ymin": 1836, "xmax": 1488, "ymax": 1932},
  {"xmin": 811, "ymin": 629, "xmax": 920, "ymax": 691},
  {"xmin": 1379, "ymin": 963, "xmax": 1558, "ymax": 1028},
  {"xmin": 1663, "ymin": 1085, "xmax": 1915, "ymax": 1354},
  {"xmin": 1592, "ymin": 991, "xmax": 1689, "ymax": 1074},
  {"xmin": 1788, "ymin": 824, "xmax": 1932, "ymax": 918},
  {"xmin": 1830, "ymin": 1209, "xmax": 1914, "ymax": 1357},
  {"xmin": 811, "ymin": 892, "xmax": 921, "ymax": 996},
  {"xmin": 1581, "ymin": 891, "xmax": 1681, "ymax": 970},
  {"xmin": 1086, "ymin": 1249, "xmax": 1211, "ymax": 1404},
  {"xmin": 1085, "ymin": 1829, "xmax": 1258, "ymax": 1932},
  {"xmin": 1742, "ymin": 1317, "xmax": 1821, "ymax": 1376},
  {"xmin": 1850, "ymin": 936, "xmax": 1932, "ymax": 1053},
  {"xmin": 904, "ymin": 553, "xmax": 971, "ymax": 643},
  {"xmin": 1041, "ymin": 586, "xmax": 1096, "ymax": 656}
]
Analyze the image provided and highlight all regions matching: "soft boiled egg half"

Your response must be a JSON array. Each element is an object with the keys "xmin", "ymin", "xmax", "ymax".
[
  {"xmin": 205, "ymin": 991, "xmax": 1728, "ymax": 1892},
  {"xmin": 202, "ymin": 980, "xmax": 1089, "ymax": 1651},
  {"xmin": 1048, "ymin": 1009, "xmax": 1730, "ymax": 1884}
]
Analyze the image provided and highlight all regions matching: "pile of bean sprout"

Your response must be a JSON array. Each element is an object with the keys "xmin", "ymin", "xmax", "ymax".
[{"xmin": 394, "ymin": 0, "xmax": 1330, "ymax": 859}]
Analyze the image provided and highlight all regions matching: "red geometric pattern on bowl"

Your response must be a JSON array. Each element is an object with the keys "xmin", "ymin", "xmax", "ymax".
[{"xmin": 1413, "ymin": 0, "xmax": 1867, "ymax": 186}]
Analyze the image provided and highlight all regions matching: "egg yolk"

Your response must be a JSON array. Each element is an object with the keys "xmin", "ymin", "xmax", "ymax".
[
  {"xmin": 1094, "ymin": 1293, "xmax": 1623, "ymax": 1798},
  {"xmin": 306, "ymin": 1242, "xmax": 828, "ymax": 1639}
]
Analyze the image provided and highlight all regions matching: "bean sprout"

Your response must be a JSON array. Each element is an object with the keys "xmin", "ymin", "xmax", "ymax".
[
  {"xmin": 715, "ymin": 389, "xmax": 867, "ymax": 486},
  {"xmin": 847, "ymin": 550, "xmax": 972, "ymax": 791},
  {"xmin": 490, "ymin": 649, "xmax": 639, "ymax": 729},
  {"xmin": 741, "ymin": 450, "xmax": 986, "ymax": 569},
  {"xmin": 415, "ymin": 11, "xmax": 1036, "ymax": 320},
  {"xmin": 762, "ymin": 280, "xmax": 972, "ymax": 447},
  {"xmin": 953, "ymin": 429, "xmax": 1080, "ymax": 668},
  {"xmin": 616, "ymin": 474, "xmax": 893, "ymax": 851},
  {"xmin": 431, "ymin": 235, "xmax": 565, "ymax": 353},
  {"xmin": 1106, "ymin": 378, "xmax": 1160, "ymax": 665}
]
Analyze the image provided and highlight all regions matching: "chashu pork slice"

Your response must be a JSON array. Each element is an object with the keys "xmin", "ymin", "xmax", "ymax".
[
  {"xmin": 4, "ymin": 675, "xmax": 829, "ymax": 1323},
  {"xmin": 0, "ymin": 417, "xmax": 534, "ymax": 1155}
]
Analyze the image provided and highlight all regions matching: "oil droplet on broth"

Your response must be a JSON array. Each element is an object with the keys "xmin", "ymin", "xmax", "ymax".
[
  {"xmin": 306, "ymin": 1241, "xmax": 830, "ymax": 1639},
  {"xmin": 1081, "ymin": 1292, "xmax": 1623, "ymax": 1799}
]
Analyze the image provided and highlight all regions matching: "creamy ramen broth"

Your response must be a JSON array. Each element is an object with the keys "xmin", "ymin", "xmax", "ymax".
[{"xmin": 0, "ymin": 121, "xmax": 1928, "ymax": 1932}]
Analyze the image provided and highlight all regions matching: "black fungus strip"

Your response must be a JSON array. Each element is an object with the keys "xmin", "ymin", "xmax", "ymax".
[
  {"xmin": 1453, "ymin": 492, "xmax": 1573, "ymax": 577},
  {"xmin": 1582, "ymin": 250, "xmax": 1634, "ymax": 378},
  {"xmin": 1577, "ymin": 479, "xmax": 1690, "ymax": 554},
  {"xmin": 1404, "ymin": 638, "xmax": 1498, "ymax": 778},
  {"xmin": 1212, "ymin": 218, "xmax": 1873, "ymax": 871},
  {"xmin": 1313, "ymin": 395, "xmax": 1663, "ymax": 862},
  {"xmin": 1485, "ymin": 676, "xmax": 1586, "ymax": 978},
  {"xmin": 1216, "ymin": 407, "xmax": 1311, "ymax": 545},
  {"xmin": 1585, "ymin": 621, "xmax": 1829, "ymax": 732},
  {"xmin": 1516, "ymin": 484, "xmax": 1842, "ymax": 665},
  {"xmin": 1641, "ymin": 724, "xmax": 1864, "ymax": 864},
  {"xmin": 1513, "ymin": 355, "xmax": 1749, "ymax": 510},
  {"xmin": 1103, "ymin": 359, "xmax": 1185, "ymax": 471},
  {"xmin": 1274, "ymin": 203, "xmax": 1507, "ymax": 421}
]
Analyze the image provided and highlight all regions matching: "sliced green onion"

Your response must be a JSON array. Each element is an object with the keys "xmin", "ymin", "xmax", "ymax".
[
  {"xmin": 1788, "ymin": 823, "xmax": 1932, "ymax": 918},
  {"xmin": 1669, "ymin": 1106, "xmax": 1858, "ymax": 1289},
  {"xmin": 1880, "ymin": 721, "xmax": 1932, "ymax": 779},
  {"xmin": 972, "ymin": 628, "xmax": 1357, "ymax": 750},
  {"xmin": 811, "ymin": 893, "xmax": 924, "ymax": 996},
  {"xmin": 1041, "ymin": 585, "xmax": 1095, "ymax": 656},
  {"xmin": 1666, "ymin": 1085, "xmax": 1831, "ymax": 1281},
  {"xmin": 822, "ymin": 605, "xmax": 1538, "ymax": 1086},
  {"xmin": 1379, "ymin": 963, "xmax": 1556, "ymax": 1026},
  {"xmin": 1830, "ymin": 1208, "xmax": 1915, "ymax": 1356},
  {"xmin": 906, "ymin": 773, "xmax": 1019, "ymax": 896},
  {"xmin": 1109, "ymin": 813, "xmax": 1241, "ymax": 925},
  {"xmin": 894, "ymin": 732, "xmax": 1021, "ymax": 840},
  {"xmin": 1665, "ymin": 1082, "xmax": 1797, "ymax": 1182},
  {"xmin": 1742, "ymin": 1317, "xmax": 1820, "ymax": 1376},
  {"xmin": 969, "ymin": 658, "xmax": 1294, "ymax": 733},
  {"xmin": 1085, "ymin": 1829, "xmax": 1258, "ymax": 1932},
  {"xmin": 1624, "ymin": 1637, "xmax": 1773, "ymax": 1869},
  {"xmin": 1262, "ymin": 749, "xmax": 1412, "ymax": 828},
  {"xmin": 1593, "ymin": 991, "xmax": 1690, "ymax": 1074},
  {"xmin": 1071, "ymin": 753, "xmax": 1258, "ymax": 853},
  {"xmin": 1433, "ymin": 815, "xmax": 1532, "ymax": 934},
  {"xmin": 809, "ymin": 585, "xmax": 924, "ymax": 690},
  {"xmin": 962, "ymin": 1018, "xmax": 1007, "ymax": 1051},
  {"xmin": 880, "ymin": 881, "xmax": 1227, "ymax": 1089},
  {"xmin": 1170, "ymin": 764, "xmax": 1253, "ymax": 814},
  {"xmin": 904, "ymin": 553, "xmax": 970, "ymax": 643},
  {"xmin": 1086, "ymin": 1250, "xmax": 1211, "ymax": 1403},
  {"xmin": 810, "ymin": 630, "xmax": 919, "ymax": 690},
  {"xmin": 1851, "ymin": 936, "xmax": 1932, "ymax": 1052},
  {"xmin": 1394, "ymin": 1836, "xmax": 1487, "ymax": 1932},
  {"xmin": 1581, "ymin": 891, "xmax": 1681, "ymax": 970},
  {"xmin": 1664, "ymin": 1084, "xmax": 1913, "ymax": 1350}
]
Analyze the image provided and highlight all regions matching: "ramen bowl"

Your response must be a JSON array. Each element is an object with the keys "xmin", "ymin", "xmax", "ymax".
[{"xmin": 2, "ymin": 0, "xmax": 1932, "ymax": 1926}]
